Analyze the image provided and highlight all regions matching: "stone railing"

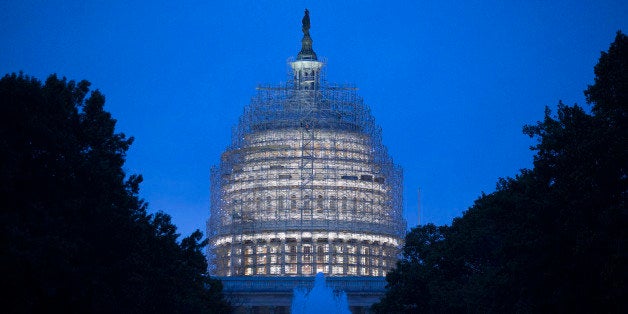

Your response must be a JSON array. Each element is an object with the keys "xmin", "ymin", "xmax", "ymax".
[{"xmin": 218, "ymin": 276, "xmax": 387, "ymax": 293}]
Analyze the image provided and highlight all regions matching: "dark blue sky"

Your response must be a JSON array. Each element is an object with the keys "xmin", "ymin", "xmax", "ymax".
[{"xmin": 1, "ymin": 1, "xmax": 626, "ymax": 237}]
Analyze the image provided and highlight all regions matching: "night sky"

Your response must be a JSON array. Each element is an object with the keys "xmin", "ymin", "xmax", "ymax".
[{"xmin": 1, "ymin": 1, "xmax": 626, "ymax": 237}]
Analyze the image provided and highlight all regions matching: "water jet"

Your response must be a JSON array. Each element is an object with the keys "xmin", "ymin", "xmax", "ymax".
[{"xmin": 291, "ymin": 273, "xmax": 351, "ymax": 314}]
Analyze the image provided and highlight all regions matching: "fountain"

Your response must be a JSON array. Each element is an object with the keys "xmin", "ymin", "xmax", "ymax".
[{"xmin": 291, "ymin": 272, "xmax": 352, "ymax": 314}]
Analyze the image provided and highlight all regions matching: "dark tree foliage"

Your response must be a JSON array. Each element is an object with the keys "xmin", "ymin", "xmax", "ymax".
[
  {"xmin": 0, "ymin": 73, "xmax": 232, "ymax": 313},
  {"xmin": 374, "ymin": 32, "xmax": 627, "ymax": 313}
]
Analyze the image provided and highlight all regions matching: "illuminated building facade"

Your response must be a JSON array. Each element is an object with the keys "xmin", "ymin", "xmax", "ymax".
[{"xmin": 207, "ymin": 10, "xmax": 405, "ymax": 313}]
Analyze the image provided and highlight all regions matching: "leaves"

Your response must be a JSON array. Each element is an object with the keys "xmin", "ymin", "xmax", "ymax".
[
  {"xmin": 374, "ymin": 32, "xmax": 627, "ymax": 313},
  {"xmin": 0, "ymin": 73, "xmax": 231, "ymax": 313}
]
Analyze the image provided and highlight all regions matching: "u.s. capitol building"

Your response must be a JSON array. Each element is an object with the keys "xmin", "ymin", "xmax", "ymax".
[{"xmin": 207, "ymin": 10, "xmax": 405, "ymax": 313}]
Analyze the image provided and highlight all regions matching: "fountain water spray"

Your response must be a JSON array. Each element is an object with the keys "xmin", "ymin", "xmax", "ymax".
[{"xmin": 291, "ymin": 273, "xmax": 351, "ymax": 314}]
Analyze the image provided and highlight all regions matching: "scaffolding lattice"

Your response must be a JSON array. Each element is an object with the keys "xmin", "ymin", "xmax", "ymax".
[{"xmin": 208, "ymin": 59, "xmax": 405, "ymax": 278}]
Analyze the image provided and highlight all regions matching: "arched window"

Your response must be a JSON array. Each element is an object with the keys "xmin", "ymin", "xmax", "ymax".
[
  {"xmin": 316, "ymin": 195, "xmax": 323, "ymax": 212},
  {"xmin": 278, "ymin": 195, "xmax": 285, "ymax": 210},
  {"xmin": 291, "ymin": 195, "xmax": 297, "ymax": 210},
  {"xmin": 304, "ymin": 195, "xmax": 310, "ymax": 210}
]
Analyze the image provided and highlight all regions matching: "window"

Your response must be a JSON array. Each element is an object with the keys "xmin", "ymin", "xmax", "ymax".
[
  {"xmin": 304, "ymin": 195, "xmax": 310, "ymax": 210},
  {"xmin": 316, "ymin": 265, "xmax": 328, "ymax": 274},
  {"xmin": 332, "ymin": 266, "xmax": 344, "ymax": 275},
  {"xmin": 291, "ymin": 195, "xmax": 297, "ymax": 210},
  {"xmin": 286, "ymin": 265, "xmax": 297, "ymax": 274},
  {"xmin": 278, "ymin": 195, "xmax": 285, "ymax": 210},
  {"xmin": 335, "ymin": 245, "xmax": 343, "ymax": 253},
  {"xmin": 347, "ymin": 245, "xmax": 356, "ymax": 254},
  {"xmin": 303, "ymin": 265, "xmax": 313, "ymax": 275},
  {"xmin": 316, "ymin": 195, "xmax": 324, "ymax": 212}
]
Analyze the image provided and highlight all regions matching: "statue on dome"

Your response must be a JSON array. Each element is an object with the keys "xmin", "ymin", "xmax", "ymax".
[{"xmin": 302, "ymin": 9, "xmax": 310, "ymax": 35}]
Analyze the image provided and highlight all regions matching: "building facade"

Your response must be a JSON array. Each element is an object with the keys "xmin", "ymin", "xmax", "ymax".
[{"xmin": 207, "ymin": 10, "xmax": 405, "ymax": 313}]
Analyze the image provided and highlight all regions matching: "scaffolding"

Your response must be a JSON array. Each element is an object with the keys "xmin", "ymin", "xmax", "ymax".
[{"xmin": 207, "ymin": 57, "xmax": 405, "ymax": 278}]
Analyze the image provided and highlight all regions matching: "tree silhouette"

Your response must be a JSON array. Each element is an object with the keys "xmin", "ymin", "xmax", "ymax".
[
  {"xmin": 374, "ymin": 32, "xmax": 627, "ymax": 313},
  {"xmin": 0, "ymin": 73, "xmax": 232, "ymax": 313}
]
